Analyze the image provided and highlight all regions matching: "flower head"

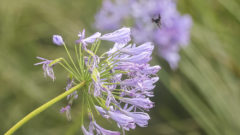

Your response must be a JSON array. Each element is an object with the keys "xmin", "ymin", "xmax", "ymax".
[
  {"xmin": 95, "ymin": 0, "xmax": 192, "ymax": 69},
  {"xmin": 35, "ymin": 27, "xmax": 160, "ymax": 134}
]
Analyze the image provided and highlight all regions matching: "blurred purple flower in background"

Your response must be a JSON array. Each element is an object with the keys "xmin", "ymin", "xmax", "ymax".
[
  {"xmin": 95, "ymin": 0, "xmax": 131, "ymax": 31},
  {"xmin": 95, "ymin": 0, "xmax": 192, "ymax": 69}
]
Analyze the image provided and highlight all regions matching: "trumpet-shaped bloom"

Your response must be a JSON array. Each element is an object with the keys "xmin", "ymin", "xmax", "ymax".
[
  {"xmin": 94, "ymin": 122, "xmax": 120, "ymax": 135},
  {"xmin": 121, "ymin": 98, "xmax": 154, "ymax": 110},
  {"xmin": 122, "ymin": 110, "xmax": 150, "ymax": 127},
  {"xmin": 100, "ymin": 27, "xmax": 131, "ymax": 44}
]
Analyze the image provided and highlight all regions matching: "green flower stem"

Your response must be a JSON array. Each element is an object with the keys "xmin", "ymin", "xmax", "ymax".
[
  {"xmin": 4, "ymin": 81, "xmax": 86, "ymax": 135},
  {"xmin": 63, "ymin": 43, "xmax": 81, "ymax": 76}
]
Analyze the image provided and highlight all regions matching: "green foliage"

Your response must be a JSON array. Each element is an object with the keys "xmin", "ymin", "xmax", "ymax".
[{"xmin": 160, "ymin": 0, "xmax": 240, "ymax": 134}]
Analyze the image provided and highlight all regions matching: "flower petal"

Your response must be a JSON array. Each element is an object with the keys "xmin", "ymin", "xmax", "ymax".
[{"xmin": 100, "ymin": 27, "xmax": 131, "ymax": 44}]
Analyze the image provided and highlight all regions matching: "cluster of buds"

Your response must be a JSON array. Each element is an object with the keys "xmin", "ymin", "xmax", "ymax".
[{"xmin": 35, "ymin": 28, "xmax": 160, "ymax": 134}]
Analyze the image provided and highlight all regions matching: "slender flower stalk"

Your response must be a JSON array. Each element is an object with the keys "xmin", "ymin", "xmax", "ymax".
[
  {"xmin": 5, "ymin": 27, "xmax": 160, "ymax": 135},
  {"xmin": 4, "ymin": 82, "xmax": 85, "ymax": 135}
]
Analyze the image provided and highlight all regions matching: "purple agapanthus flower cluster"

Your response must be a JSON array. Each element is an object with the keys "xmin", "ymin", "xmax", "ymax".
[
  {"xmin": 35, "ymin": 27, "xmax": 160, "ymax": 134},
  {"xmin": 95, "ymin": 0, "xmax": 192, "ymax": 69}
]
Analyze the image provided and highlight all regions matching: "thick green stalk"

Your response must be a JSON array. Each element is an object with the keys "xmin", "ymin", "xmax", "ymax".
[{"xmin": 4, "ymin": 81, "xmax": 86, "ymax": 135}]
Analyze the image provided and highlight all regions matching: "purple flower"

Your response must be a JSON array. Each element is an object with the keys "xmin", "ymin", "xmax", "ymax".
[
  {"xmin": 94, "ymin": 122, "xmax": 120, "ymax": 135},
  {"xmin": 142, "ymin": 65, "xmax": 161, "ymax": 75},
  {"xmin": 92, "ymin": 32, "xmax": 159, "ymax": 131},
  {"xmin": 131, "ymin": 23, "xmax": 154, "ymax": 44},
  {"xmin": 82, "ymin": 118, "xmax": 120, "ymax": 135},
  {"xmin": 95, "ymin": 106, "xmax": 110, "ymax": 119},
  {"xmin": 36, "ymin": 27, "xmax": 160, "ymax": 134},
  {"xmin": 60, "ymin": 105, "xmax": 71, "ymax": 113},
  {"xmin": 34, "ymin": 57, "xmax": 55, "ymax": 80},
  {"xmin": 100, "ymin": 27, "xmax": 131, "ymax": 44},
  {"xmin": 139, "ymin": 77, "xmax": 159, "ymax": 91},
  {"xmin": 108, "ymin": 110, "xmax": 136, "ymax": 130},
  {"xmin": 154, "ymin": 15, "xmax": 192, "ymax": 47},
  {"xmin": 107, "ymin": 42, "xmax": 153, "ymax": 65},
  {"xmin": 154, "ymin": 14, "xmax": 192, "ymax": 69},
  {"xmin": 119, "ymin": 51, "xmax": 152, "ymax": 64},
  {"xmin": 120, "ymin": 42, "xmax": 154, "ymax": 55},
  {"xmin": 78, "ymin": 29, "xmax": 85, "ymax": 41},
  {"xmin": 95, "ymin": 0, "xmax": 192, "ymax": 69},
  {"xmin": 158, "ymin": 45, "xmax": 180, "ymax": 69},
  {"xmin": 76, "ymin": 29, "xmax": 101, "ymax": 45},
  {"xmin": 76, "ymin": 27, "xmax": 130, "ymax": 46},
  {"xmin": 84, "ymin": 32, "xmax": 101, "ymax": 44},
  {"xmin": 114, "ymin": 63, "xmax": 160, "ymax": 76},
  {"xmin": 95, "ymin": 0, "xmax": 131, "ymax": 31},
  {"xmin": 53, "ymin": 35, "xmax": 64, "ymax": 46},
  {"xmin": 122, "ymin": 110, "xmax": 150, "ymax": 127},
  {"xmin": 107, "ymin": 43, "xmax": 126, "ymax": 55},
  {"xmin": 60, "ymin": 105, "xmax": 71, "ymax": 121},
  {"xmin": 121, "ymin": 98, "xmax": 154, "ymax": 110}
]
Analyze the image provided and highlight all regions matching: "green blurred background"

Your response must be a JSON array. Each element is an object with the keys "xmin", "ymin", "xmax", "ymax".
[{"xmin": 0, "ymin": 0, "xmax": 239, "ymax": 134}]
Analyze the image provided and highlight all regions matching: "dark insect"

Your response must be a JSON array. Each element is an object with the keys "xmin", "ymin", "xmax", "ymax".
[{"xmin": 152, "ymin": 14, "xmax": 161, "ymax": 28}]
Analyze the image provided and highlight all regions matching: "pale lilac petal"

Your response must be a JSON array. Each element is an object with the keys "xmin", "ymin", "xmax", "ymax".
[
  {"xmin": 83, "ymin": 32, "xmax": 101, "ymax": 44},
  {"xmin": 95, "ymin": 106, "xmax": 110, "ymax": 119},
  {"xmin": 34, "ymin": 57, "xmax": 55, "ymax": 80},
  {"xmin": 108, "ymin": 111, "xmax": 136, "ymax": 130},
  {"xmin": 120, "ymin": 42, "xmax": 154, "ymax": 55},
  {"xmin": 76, "ymin": 29, "xmax": 101, "ymax": 45},
  {"xmin": 94, "ymin": 122, "xmax": 121, "ymax": 135},
  {"xmin": 100, "ymin": 27, "xmax": 131, "ymax": 44},
  {"xmin": 107, "ymin": 43, "xmax": 126, "ymax": 55},
  {"xmin": 121, "ymin": 98, "xmax": 154, "ymax": 110},
  {"xmin": 60, "ymin": 105, "xmax": 71, "ymax": 113},
  {"xmin": 123, "ymin": 110, "xmax": 150, "ymax": 127},
  {"xmin": 140, "ymin": 77, "xmax": 159, "ymax": 90},
  {"xmin": 78, "ymin": 29, "xmax": 85, "ymax": 40},
  {"xmin": 119, "ymin": 52, "xmax": 152, "ymax": 64},
  {"xmin": 60, "ymin": 105, "xmax": 71, "ymax": 121}
]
